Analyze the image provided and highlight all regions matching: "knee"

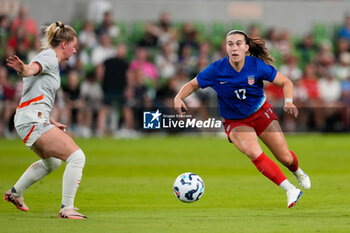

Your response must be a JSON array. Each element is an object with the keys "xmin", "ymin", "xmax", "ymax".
[
  {"xmin": 229, "ymin": 135, "xmax": 262, "ymax": 159},
  {"xmin": 42, "ymin": 158, "xmax": 62, "ymax": 172},
  {"xmin": 278, "ymin": 151, "xmax": 294, "ymax": 166},
  {"xmin": 243, "ymin": 149, "xmax": 262, "ymax": 160},
  {"xmin": 66, "ymin": 149, "xmax": 86, "ymax": 168}
]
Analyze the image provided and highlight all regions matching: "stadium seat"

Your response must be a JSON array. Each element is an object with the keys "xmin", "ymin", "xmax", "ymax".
[
  {"xmin": 313, "ymin": 23, "xmax": 330, "ymax": 45},
  {"xmin": 212, "ymin": 22, "xmax": 227, "ymax": 36},
  {"xmin": 72, "ymin": 19, "xmax": 84, "ymax": 34},
  {"xmin": 131, "ymin": 21, "xmax": 146, "ymax": 43},
  {"xmin": 230, "ymin": 22, "xmax": 245, "ymax": 31},
  {"xmin": 116, "ymin": 21, "xmax": 128, "ymax": 36},
  {"xmin": 193, "ymin": 21, "xmax": 207, "ymax": 41}
]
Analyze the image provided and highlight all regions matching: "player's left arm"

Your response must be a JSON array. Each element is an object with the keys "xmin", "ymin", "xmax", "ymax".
[{"xmin": 272, "ymin": 71, "xmax": 298, "ymax": 118}]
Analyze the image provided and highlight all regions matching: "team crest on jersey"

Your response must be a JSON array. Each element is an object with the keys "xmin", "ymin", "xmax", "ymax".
[{"xmin": 247, "ymin": 75, "xmax": 255, "ymax": 85}]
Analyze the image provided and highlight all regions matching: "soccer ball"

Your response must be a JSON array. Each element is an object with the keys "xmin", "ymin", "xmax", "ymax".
[{"xmin": 173, "ymin": 172, "xmax": 204, "ymax": 203}]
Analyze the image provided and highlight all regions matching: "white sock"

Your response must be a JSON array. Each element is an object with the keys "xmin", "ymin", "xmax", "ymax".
[
  {"xmin": 62, "ymin": 149, "xmax": 85, "ymax": 208},
  {"xmin": 292, "ymin": 167, "xmax": 304, "ymax": 176},
  {"xmin": 13, "ymin": 158, "xmax": 61, "ymax": 196},
  {"xmin": 279, "ymin": 179, "xmax": 297, "ymax": 192}
]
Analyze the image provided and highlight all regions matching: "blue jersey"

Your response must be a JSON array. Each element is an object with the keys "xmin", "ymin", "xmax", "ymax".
[{"xmin": 196, "ymin": 56, "xmax": 277, "ymax": 119}]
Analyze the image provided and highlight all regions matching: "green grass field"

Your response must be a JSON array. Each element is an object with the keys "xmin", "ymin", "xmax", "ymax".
[{"xmin": 1, "ymin": 134, "xmax": 350, "ymax": 233}]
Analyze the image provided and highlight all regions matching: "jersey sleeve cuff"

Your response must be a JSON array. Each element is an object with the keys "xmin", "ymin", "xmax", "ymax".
[
  {"xmin": 269, "ymin": 68, "xmax": 278, "ymax": 82},
  {"xmin": 33, "ymin": 61, "xmax": 42, "ymax": 76},
  {"xmin": 196, "ymin": 76, "xmax": 205, "ymax": 88}
]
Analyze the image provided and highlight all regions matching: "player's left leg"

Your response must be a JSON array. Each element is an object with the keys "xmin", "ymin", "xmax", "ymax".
[
  {"xmin": 259, "ymin": 120, "xmax": 311, "ymax": 190},
  {"xmin": 229, "ymin": 125, "xmax": 302, "ymax": 208},
  {"xmin": 32, "ymin": 126, "xmax": 86, "ymax": 219}
]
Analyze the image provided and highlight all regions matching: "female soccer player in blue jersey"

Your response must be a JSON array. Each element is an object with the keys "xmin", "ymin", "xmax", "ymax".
[{"xmin": 174, "ymin": 30, "xmax": 311, "ymax": 208}]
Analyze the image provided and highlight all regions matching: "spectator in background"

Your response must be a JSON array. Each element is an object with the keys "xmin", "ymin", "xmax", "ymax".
[
  {"xmin": 62, "ymin": 70, "xmax": 83, "ymax": 134},
  {"xmin": 8, "ymin": 25, "xmax": 31, "ymax": 61},
  {"xmin": 87, "ymin": 0, "xmax": 112, "ymax": 24},
  {"xmin": 79, "ymin": 70, "xmax": 103, "ymax": 137},
  {"xmin": 265, "ymin": 28, "xmax": 279, "ymax": 51},
  {"xmin": 97, "ymin": 43, "xmax": 129, "ymax": 136},
  {"xmin": 332, "ymin": 52, "xmax": 350, "ymax": 81},
  {"xmin": 95, "ymin": 11, "xmax": 120, "ymax": 40},
  {"xmin": 198, "ymin": 40, "xmax": 212, "ymax": 61},
  {"xmin": 10, "ymin": 5, "xmax": 38, "ymax": 40},
  {"xmin": 277, "ymin": 30, "xmax": 292, "ymax": 59},
  {"xmin": 129, "ymin": 45, "xmax": 158, "ymax": 92},
  {"xmin": 338, "ymin": 14, "xmax": 350, "ymax": 41},
  {"xmin": 0, "ymin": 15, "xmax": 10, "ymax": 51},
  {"xmin": 155, "ymin": 41, "xmax": 177, "ymax": 80},
  {"xmin": 280, "ymin": 55, "xmax": 302, "ymax": 82},
  {"xmin": 123, "ymin": 68, "xmax": 151, "ymax": 135},
  {"xmin": 179, "ymin": 22, "xmax": 199, "ymax": 56},
  {"xmin": 315, "ymin": 40, "xmax": 335, "ymax": 76},
  {"xmin": 177, "ymin": 44, "xmax": 198, "ymax": 77},
  {"xmin": 212, "ymin": 40, "xmax": 227, "ymax": 61},
  {"xmin": 0, "ymin": 66, "xmax": 19, "ymax": 138},
  {"xmin": 341, "ymin": 75, "xmax": 350, "ymax": 105},
  {"xmin": 300, "ymin": 63, "xmax": 324, "ymax": 130},
  {"xmin": 247, "ymin": 24, "xmax": 261, "ymax": 38},
  {"xmin": 138, "ymin": 22, "xmax": 159, "ymax": 49},
  {"xmin": 341, "ymin": 75, "xmax": 350, "ymax": 130},
  {"xmin": 3, "ymin": 46, "xmax": 16, "ymax": 75},
  {"xmin": 91, "ymin": 32, "xmax": 115, "ymax": 66},
  {"xmin": 300, "ymin": 63, "xmax": 320, "ymax": 102},
  {"xmin": 297, "ymin": 33, "xmax": 318, "ymax": 67},
  {"xmin": 318, "ymin": 70, "xmax": 343, "ymax": 131},
  {"xmin": 156, "ymin": 11, "xmax": 179, "ymax": 52},
  {"xmin": 78, "ymin": 21, "xmax": 97, "ymax": 50},
  {"xmin": 334, "ymin": 38, "xmax": 349, "ymax": 59},
  {"xmin": 319, "ymin": 70, "xmax": 342, "ymax": 104},
  {"xmin": 27, "ymin": 38, "xmax": 41, "ymax": 62}
]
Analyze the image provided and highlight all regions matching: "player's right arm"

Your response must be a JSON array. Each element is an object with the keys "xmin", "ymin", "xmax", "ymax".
[
  {"xmin": 174, "ymin": 77, "xmax": 200, "ymax": 115},
  {"xmin": 6, "ymin": 55, "xmax": 40, "ymax": 77}
]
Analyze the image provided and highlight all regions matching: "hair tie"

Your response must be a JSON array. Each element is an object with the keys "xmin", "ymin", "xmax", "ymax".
[{"xmin": 55, "ymin": 21, "xmax": 64, "ymax": 29}]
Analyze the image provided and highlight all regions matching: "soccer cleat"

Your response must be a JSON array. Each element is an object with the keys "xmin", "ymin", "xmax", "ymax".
[
  {"xmin": 292, "ymin": 168, "xmax": 311, "ymax": 190},
  {"xmin": 287, "ymin": 188, "xmax": 303, "ymax": 208},
  {"xmin": 4, "ymin": 190, "xmax": 29, "ymax": 211},
  {"xmin": 58, "ymin": 207, "xmax": 87, "ymax": 219}
]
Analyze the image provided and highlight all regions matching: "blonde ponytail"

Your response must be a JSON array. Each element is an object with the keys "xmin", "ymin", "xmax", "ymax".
[{"xmin": 44, "ymin": 21, "xmax": 77, "ymax": 48}]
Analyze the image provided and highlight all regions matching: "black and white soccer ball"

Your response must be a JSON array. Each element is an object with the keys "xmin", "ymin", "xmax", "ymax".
[{"xmin": 173, "ymin": 172, "xmax": 204, "ymax": 203}]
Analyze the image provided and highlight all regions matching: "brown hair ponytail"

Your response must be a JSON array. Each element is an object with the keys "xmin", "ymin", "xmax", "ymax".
[
  {"xmin": 44, "ymin": 21, "xmax": 77, "ymax": 48},
  {"xmin": 226, "ymin": 30, "xmax": 275, "ymax": 65}
]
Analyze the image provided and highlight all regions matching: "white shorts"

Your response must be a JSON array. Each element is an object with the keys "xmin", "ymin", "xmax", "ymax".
[{"xmin": 15, "ymin": 121, "xmax": 54, "ymax": 149}]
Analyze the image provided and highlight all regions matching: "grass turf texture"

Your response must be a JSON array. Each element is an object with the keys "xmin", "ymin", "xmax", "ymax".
[{"xmin": 0, "ymin": 134, "xmax": 350, "ymax": 233}]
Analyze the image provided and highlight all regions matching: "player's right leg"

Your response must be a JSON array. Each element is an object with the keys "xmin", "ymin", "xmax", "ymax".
[
  {"xmin": 4, "ymin": 122, "xmax": 62, "ymax": 211},
  {"xmin": 4, "ymin": 157, "xmax": 61, "ymax": 211},
  {"xmin": 32, "ymin": 126, "xmax": 87, "ymax": 219},
  {"xmin": 4, "ymin": 189, "xmax": 29, "ymax": 211}
]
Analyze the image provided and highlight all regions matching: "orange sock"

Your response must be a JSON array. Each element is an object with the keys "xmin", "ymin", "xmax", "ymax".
[{"xmin": 252, "ymin": 152, "xmax": 287, "ymax": 185}]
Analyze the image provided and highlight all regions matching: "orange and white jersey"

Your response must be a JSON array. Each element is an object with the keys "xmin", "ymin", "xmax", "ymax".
[{"xmin": 14, "ymin": 48, "xmax": 60, "ymax": 127}]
